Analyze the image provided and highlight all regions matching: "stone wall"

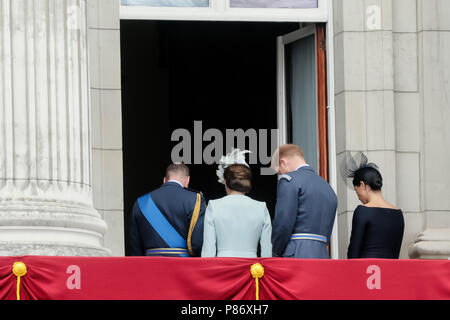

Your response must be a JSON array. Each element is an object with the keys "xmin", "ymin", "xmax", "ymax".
[
  {"xmin": 87, "ymin": 0, "xmax": 450, "ymax": 258},
  {"xmin": 87, "ymin": 0, "xmax": 124, "ymax": 256},
  {"xmin": 409, "ymin": 0, "xmax": 450, "ymax": 258},
  {"xmin": 334, "ymin": 0, "xmax": 450, "ymax": 259},
  {"xmin": 0, "ymin": 0, "xmax": 109, "ymax": 256}
]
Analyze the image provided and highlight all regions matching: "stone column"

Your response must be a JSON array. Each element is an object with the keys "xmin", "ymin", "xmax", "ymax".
[
  {"xmin": 333, "ymin": 0, "xmax": 397, "ymax": 258},
  {"xmin": 334, "ymin": 0, "xmax": 450, "ymax": 259},
  {"xmin": 0, "ymin": 0, "xmax": 109, "ymax": 256},
  {"xmin": 87, "ymin": 0, "xmax": 124, "ymax": 255},
  {"xmin": 408, "ymin": 0, "xmax": 450, "ymax": 259}
]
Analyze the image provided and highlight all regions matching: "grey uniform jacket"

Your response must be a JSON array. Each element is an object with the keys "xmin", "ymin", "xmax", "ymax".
[
  {"xmin": 271, "ymin": 165, "xmax": 338, "ymax": 257},
  {"xmin": 201, "ymin": 194, "xmax": 272, "ymax": 258}
]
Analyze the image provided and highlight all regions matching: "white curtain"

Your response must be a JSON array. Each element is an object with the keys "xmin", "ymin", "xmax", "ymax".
[
  {"xmin": 121, "ymin": 0, "xmax": 209, "ymax": 7},
  {"xmin": 230, "ymin": 0, "xmax": 318, "ymax": 8},
  {"xmin": 288, "ymin": 34, "xmax": 318, "ymax": 172}
]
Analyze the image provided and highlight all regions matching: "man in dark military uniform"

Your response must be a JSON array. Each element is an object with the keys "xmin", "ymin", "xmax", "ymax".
[
  {"xmin": 129, "ymin": 163, "xmax": 206, "ymax": 257},
  {"xmin": 272, "ymin": 144, "xmax": 338, "ymax": 258}
]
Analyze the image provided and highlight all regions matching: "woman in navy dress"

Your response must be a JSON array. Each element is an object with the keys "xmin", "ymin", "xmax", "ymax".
[{"xmin": 345, "ymin": 154, "xmax": 404, "ymax": 259}]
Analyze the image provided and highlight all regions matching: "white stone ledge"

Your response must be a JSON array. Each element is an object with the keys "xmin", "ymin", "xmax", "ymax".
[
  {"xmin": 0, "ymin": 211, "xmax": 107, "ymax": 235},
  {"xmin": 334, "ymin": 30, "xmax": 394, "ymax": 38},
  {"xmin": 0, "ymin": 226, "xmax": 103, "ymax": 247},
  {"xmin": 418, "ymin": 30, "xmax": 450, "ymax": 33},
  {"xmin": 0, "ymin": 181, "xmax": 94, "ymax": 206},
  {"xmin": 0, "ymin": 241, "xmax": 111, "ymax": 257},
  {"xmin": 0, "ymin": 196, "xmax": 108, "ymax": 235}
]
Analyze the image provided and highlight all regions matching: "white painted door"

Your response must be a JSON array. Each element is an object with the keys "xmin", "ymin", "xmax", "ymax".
[
  {"xmin": 277, "ymin": 24, "xmax": 339, "ymax": 259},
  {"xmin": 277, "ymin": 24, "xmax": 318, "ymax": 171}
]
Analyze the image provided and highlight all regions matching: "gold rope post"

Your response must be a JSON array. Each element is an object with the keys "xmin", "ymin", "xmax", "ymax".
[
  {"xmin": 12, "ymin": 262, "xmax": 27, "ymax": 300},
  {"xmin": 250, "ymin": 263, "xmax": 264, "ymax": 300}
]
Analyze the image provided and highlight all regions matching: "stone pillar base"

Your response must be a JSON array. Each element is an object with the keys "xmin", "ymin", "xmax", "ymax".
[
  {"xmin": 0, "ymin": 195, "xmax": 110, "ymax": 256},
  {"xmin": 409, "ymin": 228, "xmax": 450, "ymax": 259}
]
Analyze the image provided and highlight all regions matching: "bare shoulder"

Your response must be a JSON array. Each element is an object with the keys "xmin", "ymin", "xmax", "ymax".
[
  {"xmin": 381, "ymin": 200, "xmax": 399, "ymax": 210},
  {"xmin": 364, "ymin": 201, "xmax": 399, "ymax": 210}
]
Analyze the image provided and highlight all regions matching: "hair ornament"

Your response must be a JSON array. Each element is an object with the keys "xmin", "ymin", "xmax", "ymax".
[
  {"xmin": 340, "ymin": 151, "xmax": 379, "ymax": 186},
  {"xmin": 216, "ymin": 148, "xmax": 251, "ymax": 184}
]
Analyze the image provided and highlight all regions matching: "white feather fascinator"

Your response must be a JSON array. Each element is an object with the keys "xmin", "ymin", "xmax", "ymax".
[{"xmin": 216, "ymin": 148, "xmax": 251, "ymax": 184}]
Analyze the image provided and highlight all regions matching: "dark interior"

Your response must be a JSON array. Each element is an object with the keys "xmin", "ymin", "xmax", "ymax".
[{"xmin": 120, "ymin": 20, "xmax": 300, "ymax": 255}]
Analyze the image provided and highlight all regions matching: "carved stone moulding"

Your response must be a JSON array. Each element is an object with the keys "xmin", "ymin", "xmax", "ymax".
[
  {"xmin": 409, "ymin": 228, "xmax": 450, "ymax": 260},
  {"xmin": 0, "ymin": 181, "xmax": 110, "ymax": 256}
]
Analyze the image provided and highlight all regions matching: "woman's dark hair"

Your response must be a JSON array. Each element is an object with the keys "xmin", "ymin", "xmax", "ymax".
[
  {"xmin": 224, "ymin": 164, "xmax": 252, "ymax": 193},
  {"xmin": 352, "ymin": 166, "xmax": 383, "ymax": 191}
]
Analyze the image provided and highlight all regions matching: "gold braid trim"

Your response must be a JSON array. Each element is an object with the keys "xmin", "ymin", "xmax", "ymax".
[{"xmin": 187, "ymin": 193, "xmax": 201, "ymax": 256}]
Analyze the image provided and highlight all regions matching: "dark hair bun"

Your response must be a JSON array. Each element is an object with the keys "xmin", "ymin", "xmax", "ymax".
[
  {"xmin": 372, "ymin": 177, "xmax": 383, "ymax": 190},
  {"xmin": 224, "ymin": 164, "xmax": 252, "ymax": 193},
  {"xmin": 352, "ymin": 166, "xmax": 383, "ymax": 191}
]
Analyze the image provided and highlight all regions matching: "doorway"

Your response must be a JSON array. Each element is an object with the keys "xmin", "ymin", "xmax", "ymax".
[{"xmin": 120, "ymin": 20, "xmax": 325, "ymax": 255}]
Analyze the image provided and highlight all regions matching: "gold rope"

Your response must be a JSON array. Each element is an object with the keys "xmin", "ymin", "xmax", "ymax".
[
  {"xmin": 12, "ymin": 262, "xmax": 27, "ymax": 300},
  {"xmin": 187, "ymin": 193, "xmax": 201, "ymax": 256},
  {"xmin": 250, "ymin": 263, "xmax": 264, "ymax": 300}
]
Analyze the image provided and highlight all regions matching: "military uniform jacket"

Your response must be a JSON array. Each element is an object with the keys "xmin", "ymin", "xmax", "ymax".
[
  {"xmin": 271, "ymin": 165, "xmax": 338, "ymax": 257},
  {"xmin": 129, "ymin": 181, "xmax": 206, "ymax": 256}
]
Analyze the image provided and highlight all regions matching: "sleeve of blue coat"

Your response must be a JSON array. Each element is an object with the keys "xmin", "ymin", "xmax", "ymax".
[
  {"xmin": 271, "ymin": 178, "xmax": 299, "ymax": 257},
  {"xmin": 260, "ymin": 205, "xmax": 273, "ymax": 257},
  {"xmin": 201, "ymin": 202, "xmax": 216, "ymax": 257},
  {"xmin": 129, "ymin": 201, "xmax": 145, "ymax": 256},
  {"xmin": 190, "ymin": 194, "xmax": 207, "ymax": 257}
]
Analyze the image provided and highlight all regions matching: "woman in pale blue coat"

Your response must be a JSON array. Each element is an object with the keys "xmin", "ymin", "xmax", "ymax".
[{"xmin": 201, "ymin": 164, "xmax": 272, "ymax": 258}]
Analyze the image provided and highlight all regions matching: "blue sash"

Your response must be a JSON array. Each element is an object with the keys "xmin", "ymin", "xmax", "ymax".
[{"xmin": 137, "ymin": 193, "xmax": 187, "ymax": 249}]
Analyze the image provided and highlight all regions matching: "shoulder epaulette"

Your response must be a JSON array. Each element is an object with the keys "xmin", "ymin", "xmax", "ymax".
[
  {"xmin": 184, "ymin": 187, "xmax": 203, "ymax": 196},
  {"xmin": 278, "ymin": 174, "xmax": 292, "ymax": 182}
]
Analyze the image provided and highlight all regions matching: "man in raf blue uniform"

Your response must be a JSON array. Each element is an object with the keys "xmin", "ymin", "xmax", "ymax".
[
  {"xmin": 129, "ymin": 163, "xmax": 206, "ymax": 257},
  {"xmin": 272, "ymin": 144, "xmax": 338, "ymax": 258}
]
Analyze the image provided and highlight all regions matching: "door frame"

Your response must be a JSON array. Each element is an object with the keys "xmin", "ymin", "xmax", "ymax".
[
  {"xmin": 277, "ymin": 23, "xmax": 336, "ymax": 258},
  {"xmin": 119, "ymin": 0, "xmax": 329, "ymax": 22},
  {"xmin": 277, "ymin": 24, "xmax": 328, "ymax": 180},
  {"xmin": 276, "ymin": 24, "xmax": 317, "ymax": 152},
  {"xmin": 118, "ymin": 0, "xmax": 340, "ymax": 259}
]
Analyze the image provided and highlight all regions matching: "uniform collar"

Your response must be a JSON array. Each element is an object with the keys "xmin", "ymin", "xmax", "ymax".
[
  {"xmin": 295, "ymin": 164, "xmax": 310, "ymax": 171},
  {"xmin": 165, "ymin": 180, "xmax": 183, "ymax": 188}
]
